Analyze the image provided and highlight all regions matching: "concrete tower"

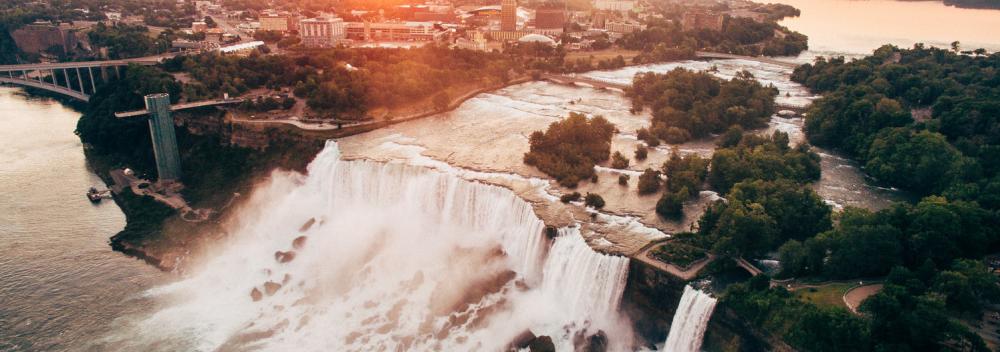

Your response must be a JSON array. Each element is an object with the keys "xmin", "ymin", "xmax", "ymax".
[
  {"xmin": 144, "ymin": 93, "xmax": 182, "ymax": 181},
  {"xmin": 501, "ymin": 0, "xmax": 517, "ymax": 31}
]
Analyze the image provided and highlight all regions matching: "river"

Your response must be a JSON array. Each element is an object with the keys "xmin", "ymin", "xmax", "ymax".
[
  {"xmin": 0, "ymin": 1, "xmax": 998, "ymax": 350},
  {"xmin": 0, "ymin": 88, "xmax": 167, "ymax": 351},
  {"xmin": 775, "ymin": 0, "xmax": 1000, "ymax": 59}
]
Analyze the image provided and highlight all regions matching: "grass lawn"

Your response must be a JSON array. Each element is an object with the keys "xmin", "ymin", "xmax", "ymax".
[{"xmin": 793, "ymin": 283, "xmax": 854, "ymax": 310}]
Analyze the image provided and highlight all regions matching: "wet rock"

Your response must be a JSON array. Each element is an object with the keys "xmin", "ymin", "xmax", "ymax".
[
  {"xmin": 544, "ymin": 226, "xmax": 558, "ymax": 239},
  {"xmin": 299, "ymin": 218, "xmax": 316, "ymax": 232},
  {"xmin": 528, "ymin": 336, "xmax": 556, "ymax": 352},
  {"xmin": 292, "ymin": 236, "xmax": 307, "ymax": 250},
  {"xmin": 573, "ymin": 330, "xmax": 608, "ymax": 352},
  {"xmin": 274, "ymin": 250, "xmax": 296, "ymax": 263},
  {"xmin": 264, "ymin": 281, "xmax": 282, "ymax": 296},
  {"xmin": 250, "ymin": 287, "xmax": 263, "ymax": 302},
  {"xmin": 509, "ymin": 329, "xmax": 537, "ymax": 349}
]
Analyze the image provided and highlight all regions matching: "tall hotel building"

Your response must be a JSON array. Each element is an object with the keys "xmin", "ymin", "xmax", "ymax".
[
  {"xmin": 299, "ymin": 17, "xmax": 346, "ymax": 48},
  {"xmin": 501, "ymin": 0, "xmax": 518, "ymax": 31}
]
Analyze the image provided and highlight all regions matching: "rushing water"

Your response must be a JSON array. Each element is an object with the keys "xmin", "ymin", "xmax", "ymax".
[
  {"xmin": 663, "ymin": 286, "xmax": 718, "ymax": 352},
  {"xmin": 0, "ymin": 87, "xmax": 166, "ymax": 351},
  {"xmin": 98, "ymin": 141, "xmax": 633, "ymax": 351},
  {"xmin": 774, "ymin": 0, "xmax": 1000, "ymax": 59},
  {"xmin": 4, "ymin": 1, "xmax": 999, "ymax": 349}
]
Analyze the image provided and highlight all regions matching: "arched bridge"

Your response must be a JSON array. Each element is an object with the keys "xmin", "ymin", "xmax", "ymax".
[{"xmin": 0, "ymin": 53, "xmax": 178, "ymax": 102}]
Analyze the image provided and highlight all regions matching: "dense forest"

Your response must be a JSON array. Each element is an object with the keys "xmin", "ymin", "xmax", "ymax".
[
  {"xmin": 706, "ymin": 45, "xmax": 1000, "ymax": 352},
  {"xmin": 617, "ymin": 14, "xmax": 808, "ymax": 63},
  {"xmin": 628, "ymin": 68, "xmax": 778, "ymax": 145},
  {"xmin": 793, "ymin": 45, "xmax": 1000, "ymax": 208}
]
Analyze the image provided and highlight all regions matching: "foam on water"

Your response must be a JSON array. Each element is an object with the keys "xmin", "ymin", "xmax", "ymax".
[
  {"xmin": 108, "ymin": 141, "xmax": 633, "ymax": 351},
  {"xmin": 663, "ymin": 286, "xmax": 718, "ymax": 352}
]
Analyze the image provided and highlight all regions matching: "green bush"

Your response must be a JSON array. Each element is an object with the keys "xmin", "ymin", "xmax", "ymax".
[
  {"xmin": 584, "ymin": 193, "xmax": 606, "ymax": 209},
  {"xmin": 637, "ymin": 168, "xmax": 661, "ymax": 195}
]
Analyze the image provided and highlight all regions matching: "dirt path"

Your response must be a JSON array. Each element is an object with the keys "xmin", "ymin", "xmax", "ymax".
[{"xmin": 844, "ymin": 284, "xmax": 884, "ymax": 314}]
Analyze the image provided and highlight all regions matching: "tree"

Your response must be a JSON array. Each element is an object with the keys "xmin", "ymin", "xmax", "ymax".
[
  {"xmin": 865, "ymin": 128, "xmax": 964, "ymax": 195},
  {"xmin": 728, "ymin": 179, "xmax": 831, "ymax": 242},
  {"xmin": 777, "ymin": 240, "xmax": 808, "ymax": 278},
  {"xmin": 637, "ymin": 168, "xmax": 661, "ymax": 195},
  {"xmin": 611, "ymin": 151, "xmax": 629, "ymax": 169},
  {"xmin": 634, "ymin": 145, "xmax": 648, "ymax": 160},
  {"xmin": 656, "ymin": 189, "xmax": 686, "ymax": 219},
  {"xmin": 584, "ymin": 193, "xmax": 605, "ymax": 209},
  {"xmin": 710, "ymin": 202, "xmax": 778, "ymax": 257},
  {"xmin": 618, "ymin": 174, "xmax": 630, "ymax": 186},
  {"xmin": 523, "ymin": 113, "xmax": 617, "ymax": 187}
]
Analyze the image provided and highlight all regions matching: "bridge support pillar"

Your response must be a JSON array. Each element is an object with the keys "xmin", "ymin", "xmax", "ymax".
[
  {"xmin": 144, "ymin": 93, "xmax": 182, "ymax": 182},
  {"xmin": 61, "ymin": 69, "xmax": 71, "ymax": 89},
  {"xmin": 76, "ymin": 67, "xmax": 84, "ymax": 94},
  {"xmin": 100, "ymin": 66, "xmax": 107, "ymax": 83},
  {"xmin": 88, "ymin": 68, "xmax": 96, "ymax": 94}
]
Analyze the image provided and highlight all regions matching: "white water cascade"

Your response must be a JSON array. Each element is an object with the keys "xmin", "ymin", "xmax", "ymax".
[
  {"xmin": 108, "ymin": 141, "xmax": 634, "ymax": 351},
  {"xmin": 662, "ymin": 285, "xmax": 718, "ymax": 352}
]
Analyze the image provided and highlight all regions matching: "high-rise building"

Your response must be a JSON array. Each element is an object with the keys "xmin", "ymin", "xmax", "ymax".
[
  {"xmin": 501, "ymin": 0, "xmax": 517, "ymax": 31},
  {"xmin": 534, "ymin": 6, "xmax": 565, "ymax": 30},
  {"xmin": 144, "ymin": 94, "xmax": 182, "ymax": 181},
  {"xmin": 299, "ymin": 17, "xmax": 346, "ymax": 47},
  {"xmin": 681, "ymin": 11, "xmax": 724, "ymax": 32}
]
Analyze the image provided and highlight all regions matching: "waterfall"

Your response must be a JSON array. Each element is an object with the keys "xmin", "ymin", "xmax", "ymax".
[
  {"xmin": 662, "ymin": 285, "xmax": 718, "ymax": 352},
  {"xmin": 109, "ymin": 141, "xmax": 633, "ymax": 352}
]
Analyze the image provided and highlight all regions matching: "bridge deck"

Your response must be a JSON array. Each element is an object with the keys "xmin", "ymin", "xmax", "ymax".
[
  {"xmin": 115, "ymin": 98, "xmax": 246, "ymax": 118},
  {"xmin": 0, "ymin": 53, "xmax": 176, "ymax": 72}
]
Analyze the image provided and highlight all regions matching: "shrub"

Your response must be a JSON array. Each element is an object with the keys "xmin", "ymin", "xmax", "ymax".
[
  {"xmin": 560, "ymin": 192, "xmax": 582, "ymax": 203},
  {"xmin": 618, "ymin": 174, "xmax": 630, "ymax": 186},
  {"xmin": 656, "ymin": 189, "xmax": 687, "ymax": 219},
  {"xmin": 634, "ymin": 145, "xmax": 648, "ymax": 160},
  {"xmin": 637, "ymin": 168, "xmax": 661, "ymax": 195},
  {"xmin": 585, "ymin": 193, "xmax": 606, "ymax": 209},
  {"xmin": 611, "ymin": 151, "xmax": 630, "ymax": 169}
]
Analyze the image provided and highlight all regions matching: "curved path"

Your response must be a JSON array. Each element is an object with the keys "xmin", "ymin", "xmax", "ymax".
[{"xmin": 844, "ymin": 283, "xmax": 884, "ymax": 314}]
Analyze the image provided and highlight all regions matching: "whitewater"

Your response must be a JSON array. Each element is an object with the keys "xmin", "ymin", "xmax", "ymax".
[{"xmin": 104, "ymin": 141, "xmax": 634, "ymax": 351}]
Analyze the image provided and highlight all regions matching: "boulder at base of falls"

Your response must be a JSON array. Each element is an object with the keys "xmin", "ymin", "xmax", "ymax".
[
  {"xmin": 528, "ymin": 336, "xmax": 556, "ymax": 352},
  {"xmin": 509, "ymin": 330, "xmax": 537, "ymax": 350},
  {"xmin": 292, "ymin": 236, "xmax": 307, "ymax": 250},
  {"xmin": 263, "ymin": 281, "xmax": 282, "ymax": 296},
  {"xmin": 274, "ymin": 250, "xmax": 296, "ymax": 263},
  {"xmin": 299, "ymin": 218, "xmax": 316, "ymax": 232},
  {"xmin": 544, "ymin": 226, "xmax": 558, "ymax": 239},
  {"xmin": 250, "ymin": 288, "xmax": 263, "ymax": 302},
  {"xmin": 573, "ymin": 330, "xmax": 608, "ymax": 352}
]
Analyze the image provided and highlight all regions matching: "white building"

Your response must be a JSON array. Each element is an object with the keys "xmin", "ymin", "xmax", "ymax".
[
  {"xmin": 299, "ymin": 17, "xmax": 346, "ymax": 48},
  {"xmin": 594, "ymin": 0, "xmax": 637, "ymax": 12}
]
